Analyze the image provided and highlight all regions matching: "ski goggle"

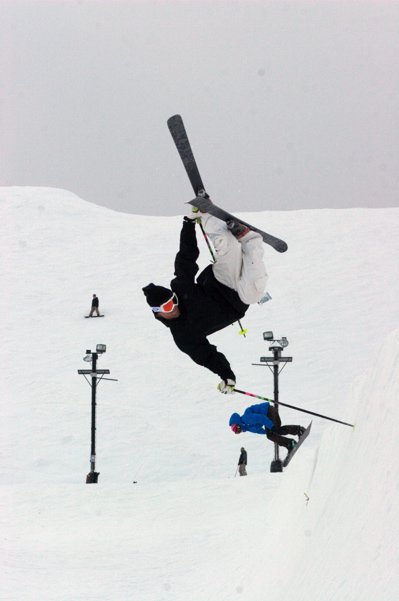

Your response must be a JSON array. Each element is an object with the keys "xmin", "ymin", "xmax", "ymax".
[
  {"xmin": 231, "ymin": 424, "xmax": 242, "ymax": 434},
  {"xmin": 151, "ymin": 293, "xmax": 179, "ymax": 313}
]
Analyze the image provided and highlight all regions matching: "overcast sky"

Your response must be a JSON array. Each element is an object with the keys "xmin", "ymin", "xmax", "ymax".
[{"xmin": 1, "ymin": 0, "xmax": 398, "ymax": 216}]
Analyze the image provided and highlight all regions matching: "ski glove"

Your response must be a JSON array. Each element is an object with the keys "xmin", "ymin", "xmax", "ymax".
[
  {"xmin": 185, "ymin": 206, "xmax": 201, "ymax": 222},
  {"xmin": 217, "ymin": 379, "xmax": 236, "ymax": 394}
]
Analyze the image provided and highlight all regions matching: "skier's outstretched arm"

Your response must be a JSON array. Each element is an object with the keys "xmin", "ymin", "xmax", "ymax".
[
  {"xmin": 173, "ymin": 219, "xmax": 200, "ymax": 285},
  {"xmin": 172, "ymin": 331, "xmax": 236, "ymax": 383}
]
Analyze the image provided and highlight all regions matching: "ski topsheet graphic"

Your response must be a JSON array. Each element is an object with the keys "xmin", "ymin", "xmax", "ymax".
[{"xmin": 167, "ymin": 114, "xmax": 288, "ymax": 253}]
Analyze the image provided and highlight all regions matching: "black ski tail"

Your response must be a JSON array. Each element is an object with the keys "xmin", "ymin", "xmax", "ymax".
[{"xmin": 167, "ymin": 115, "xmax": 206, "ymax": 196}]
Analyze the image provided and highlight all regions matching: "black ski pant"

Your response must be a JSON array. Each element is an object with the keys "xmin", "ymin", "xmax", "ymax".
[{"xmin": 266, "ymin": 406, "xmax": 302, "ymax": 450}]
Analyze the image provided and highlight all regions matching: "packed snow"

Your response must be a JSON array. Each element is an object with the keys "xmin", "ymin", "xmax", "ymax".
[{"xmin": 1, "ymin": 187, "xmax": 398, "ymax": 600}]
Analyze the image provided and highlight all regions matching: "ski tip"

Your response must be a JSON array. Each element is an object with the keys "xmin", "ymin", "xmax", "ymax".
[
  {"xmin": 276, "ymin": 242, "xmax": 288, "ymax": 253},
  {"xmin": 167, "ymin": 114, "xmax": 182, "ymax": 125}
]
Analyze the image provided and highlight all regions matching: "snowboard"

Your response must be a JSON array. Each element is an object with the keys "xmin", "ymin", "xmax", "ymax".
[
  {"xmin": 167, "ymin": 114, "xmax": 288, "ymax": 253},
  {"xmin": 283, "ymin": 422, "xmax": 312, "ymax": 468},
  {"xmin": 84, "ymin": 315, "xmax": 104, "ymax": 318},
  {"xmin": 188, "ymin": 196, "xmax": 288, "ymax": 253}
]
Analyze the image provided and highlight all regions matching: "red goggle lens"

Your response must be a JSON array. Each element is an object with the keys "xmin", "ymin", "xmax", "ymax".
[
  {"xmin": 160, "ymin": 296, "xmax": 176, "ymax": 312},
  {"xmin": 151, "ymin": 293, "xmax": 178, "ymax": 313}
]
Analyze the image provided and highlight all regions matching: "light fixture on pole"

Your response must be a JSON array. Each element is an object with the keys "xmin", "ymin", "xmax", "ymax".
[{"xmin": 77, "ymin": 344, "xmax": 117, "ymax": 484}]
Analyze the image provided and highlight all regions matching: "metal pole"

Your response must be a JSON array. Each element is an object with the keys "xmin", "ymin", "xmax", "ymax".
[
  {"xmin": 270, "ymin": 347, "xmax": 283, "ymax": 472},
  {"xmin": 87, "ymin": 353, "xmax": 100, "ymax": 483}
]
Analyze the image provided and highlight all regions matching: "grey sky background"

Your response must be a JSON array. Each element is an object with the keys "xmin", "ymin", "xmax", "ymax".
[{"xmin": 1, "ymin": 0, "xmax": 398, "ymax": 216}]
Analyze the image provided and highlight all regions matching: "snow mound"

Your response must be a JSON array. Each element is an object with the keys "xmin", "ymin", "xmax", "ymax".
[{"xmin": 1, "ymin": 187, "xmax": 398, "ymax": 600}]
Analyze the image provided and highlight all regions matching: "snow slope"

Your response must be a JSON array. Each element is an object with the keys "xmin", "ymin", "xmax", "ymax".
[{"xmin": 1, "ymin": 187, "xmax": 398, "ymax": 600}]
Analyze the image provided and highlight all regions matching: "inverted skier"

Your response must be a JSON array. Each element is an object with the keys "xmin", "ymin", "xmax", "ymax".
[{"xmin": 142, "ymin": 208, "xmax": 268, "ymax": 393}]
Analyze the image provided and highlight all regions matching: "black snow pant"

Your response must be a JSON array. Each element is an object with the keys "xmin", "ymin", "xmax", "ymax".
[{"xmin": 266, "ymin": 406, "xmax": 302, "ymax": 450}]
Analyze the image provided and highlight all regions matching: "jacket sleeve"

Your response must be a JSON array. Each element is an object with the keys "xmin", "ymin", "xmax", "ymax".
[
  {"xmin": 245, "ymin": 424, "xmax": 268, "ymax": 435},
  {"xmin": 243, "ymin": 407, "xmax": 275, "ymax": 432},
  {"xmin": 173, "ymin": 220, "xmax": 200, "ymax": 287},
  {"xmin": 172, "ymin": 331, "xmax": 236, "ymax": 382}
]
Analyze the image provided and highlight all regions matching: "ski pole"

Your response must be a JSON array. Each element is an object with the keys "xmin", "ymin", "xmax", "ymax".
[
  {"xmin": 197, "ymin": 219, "xmax": 247, "ymax": 338},
  {"xmin": 234, "ymin": 467, "xmax": 238, "ymax": 478},
  {"xmin": 198, "ymin": 221, "xmax": 216, "ymax": 262},
  {"xmin": 238, "ymin": 321, "xmax": 247, "ymax": 338},
  {"xmin": 234, "ymin": 389, "xmax": 354, "ymax": 428}
]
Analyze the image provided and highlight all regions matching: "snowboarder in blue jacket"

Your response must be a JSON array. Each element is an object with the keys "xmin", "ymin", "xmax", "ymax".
[{"xmin": 229, "ymin": 402, "xmax": 304, "ymax": 452}]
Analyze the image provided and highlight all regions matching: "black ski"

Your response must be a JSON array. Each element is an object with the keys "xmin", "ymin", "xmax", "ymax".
[
  {"xmin": 188, "ymin": 196, "xmax": 288, "ymax": 253},
  {"xmin": 283, "ymin": 422, "xmax": 312, "ymax": 468},
  {"xmin": 167, "ymin": 114, "xmax": 288, "ymax": 253},
  {"xmin": 167, "ymin": 114, "xmax": 206, "ymax": 196}
]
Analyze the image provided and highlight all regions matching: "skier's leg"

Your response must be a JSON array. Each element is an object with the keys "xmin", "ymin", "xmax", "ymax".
[
  {"xmin": 266, "ymin": 431, "xmax": 293, "ymax": 450},
  {"xmin": 201, "ymin": 214, "xmax": 243, "ymax": 291},
  {"xmin": 267, "ymin": 405, "xmax": 281, "ymax": 428},
  {"xmin": 201, "ymin": 214, "xmax": 268, "ymax": 304},
  {"xmin": 236, "ymin": 231, "xmax": 268, "ymax": 304},
  {"xmin": 278, "ymin": 425, "xmax": 304, "ymax": 436}
]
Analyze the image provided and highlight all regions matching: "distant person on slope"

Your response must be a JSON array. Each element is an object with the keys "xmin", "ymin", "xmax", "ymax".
[
  {"xmin": 142, "ymin": 208, "xmax": 268, "ymax": 393},
  {"xmin": 238, "ymin": 447, "xmax": 247, "ymax": 476},
  {"xmin": 89, "ymin": 294, "xmax": 100, "ymax": 317},
  {"xmin": 229, "ymin": 403, "xmax": 305, "ymax": 454}
]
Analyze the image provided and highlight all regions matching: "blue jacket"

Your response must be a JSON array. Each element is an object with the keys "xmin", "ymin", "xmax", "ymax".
[{"xmin": 229, "ymin": 402, "xmax": 275, "ymax": 434}]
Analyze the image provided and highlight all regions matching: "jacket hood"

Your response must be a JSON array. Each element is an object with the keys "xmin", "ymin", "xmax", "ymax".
[{"xmin": 229, "ymin": 413, "xmax": 243, "ymax": 427}]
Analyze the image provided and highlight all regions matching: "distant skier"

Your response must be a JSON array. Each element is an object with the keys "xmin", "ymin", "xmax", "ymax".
[
  {"xmin": 229, "ymin": 402, "xmax": 305, "ymax": 454},
  {"xmin": 143, "ymin": 209, "xmax": 268, "ymax": 393},
  {"xmin": 238, "ymin": 447, "xmax": 247, "ymax": 476},
  {"xmin": 89, "ymin": 294, "xmax": 100, "ymax": 317}
]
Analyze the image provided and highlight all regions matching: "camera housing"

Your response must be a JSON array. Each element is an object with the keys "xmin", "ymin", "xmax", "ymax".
[
  {"xmin": 263, "ymin": 331, "xmax": 289, "ymax": 349},
  {"xmin": 263, "ymin": 331, "xmax": 274, "ymax": 341}
]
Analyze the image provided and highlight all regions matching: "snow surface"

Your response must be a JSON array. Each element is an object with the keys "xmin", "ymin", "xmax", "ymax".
[{"xmin": 1, "ymin": 187, "xmax": 399, "ymax": 600}]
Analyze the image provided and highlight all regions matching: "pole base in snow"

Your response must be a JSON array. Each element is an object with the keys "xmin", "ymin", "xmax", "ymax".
[
  {"xmin": 270, "ymin": 459, "xmax": 283, "ymax": 473},
  {"xmin": 86, "ymin": 471, "xmax": 100, "ymax": 483}
]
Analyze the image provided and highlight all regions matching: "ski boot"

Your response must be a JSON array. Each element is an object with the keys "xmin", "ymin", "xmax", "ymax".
[{"xmin": 226, "ymin": 218, "xmax": 250, "ymax": 239}]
